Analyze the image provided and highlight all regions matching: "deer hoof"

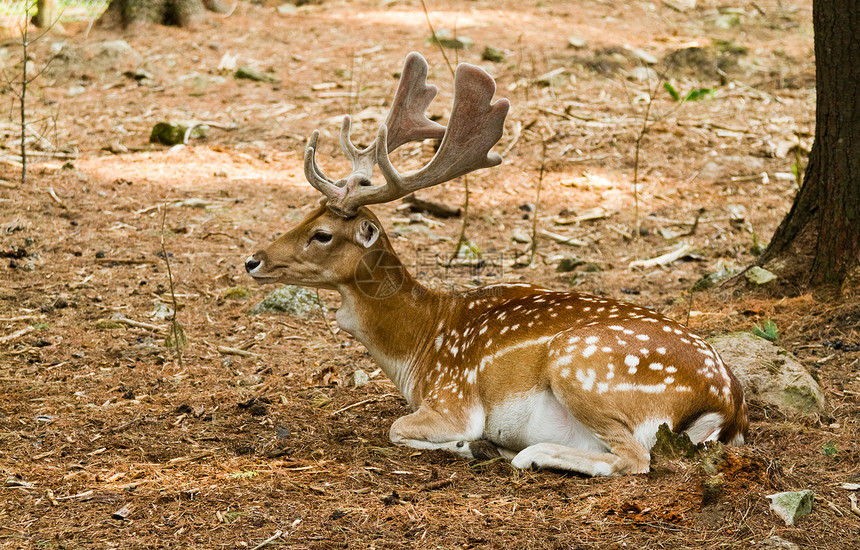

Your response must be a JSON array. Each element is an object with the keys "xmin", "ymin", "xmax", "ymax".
[{"xmin": 468, "ymin": 440, "xmax": 501, "ymax": 460}]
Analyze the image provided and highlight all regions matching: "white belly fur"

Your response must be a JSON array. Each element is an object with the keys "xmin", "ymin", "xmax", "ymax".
[{"xmin": 484, "ymin": 390, "xmax": 609, "ymax": 453}]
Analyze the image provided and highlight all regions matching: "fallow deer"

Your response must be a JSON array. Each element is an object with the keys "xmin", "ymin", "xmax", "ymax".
[{"xmin": 245, "ymin": 52, "xmax": 748, "ymax": 476}]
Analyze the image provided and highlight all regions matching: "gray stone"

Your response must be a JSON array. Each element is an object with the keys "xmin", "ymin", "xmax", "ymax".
[
  {"xmin": 250, "ymin": 285, "xmax": 324, "ymax": 317},
  {"xmin": 745, "ymin": 266, "xmax": 777, "ymax": 285},
  {"xmin": 708, "ymin": 333, "xmax": 824, "ymax": 415},
  {"xmin": 567, "ymin": 35, "xmax": 588, "ymax": 49},
  {"xmin": 349, "ymin": 369, "xmax": 369, "ymax": 388},
  {"xmin": 629, "ymin": 66, "xmax": 659, "ymax": 82},
  {"xmin": 276, "ymin": 3, "xmax": 298, "ymax": 15},
  {"xmin": 766, "ymin": 490, "xmax": 814, "ymax": 526}
]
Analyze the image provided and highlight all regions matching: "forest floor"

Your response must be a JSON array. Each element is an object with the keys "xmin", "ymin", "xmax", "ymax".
[{"xmin": 1, "ymin": 0, "xmax": 858, "ymax": 548}]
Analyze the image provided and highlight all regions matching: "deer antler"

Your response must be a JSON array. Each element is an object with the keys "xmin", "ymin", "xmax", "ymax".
[{"xmin": 303, "ymin": 52, "xmax": 509, "ymax": 217}]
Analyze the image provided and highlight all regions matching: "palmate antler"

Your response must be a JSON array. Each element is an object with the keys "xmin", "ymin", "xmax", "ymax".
[{"xmin": 304, "ymin": 52, "xmax": 510, "ymax": 218}]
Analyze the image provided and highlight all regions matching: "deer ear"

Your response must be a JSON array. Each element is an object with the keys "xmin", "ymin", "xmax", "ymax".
[{"xmin": 356, "ymin": 220, "xmax": 380, "ymax": 248}]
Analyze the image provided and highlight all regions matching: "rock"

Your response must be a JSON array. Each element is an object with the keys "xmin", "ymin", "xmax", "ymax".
[
  {"xmin": 708, "ymin": 333, "xmax": 825, "ymax": 415},
  {"xmin": 766, "ymin": 490, "xmax": 814, "ymax": 526},
  {"xmin": 429, "ymin": 29, "xmax": 473, "ymax": 50},
  {"xmin": 567, "ymin": 35, "xmax": 588, "ymax": 49},
  {"xmin": 80, "ymin": 40, "xmax": 143, "ymax": 73},
  {"xmin": 276, "ymin": 3, "xmax": 298, "ymax": 15},
  {"xmin": 511, "ymin": 230, "xmax": 531, "ymax": 244},
  {"xmin": 150, "ymin": 121, "xmax": 209, "ymax": 146},
  {"xmin": 556, "ymin": 256, "xmax": 585, "ymax": 273},
  {"xmin": 349, "ymin": 369, "xmax": 369, "ymax": 388},
  {"xmin": 235, "ymin": 66, "xmax": 280, "ymax": 84},
  {"xmin": 629, "ymin": 66, "xmax": 658, "ymax": 82},
  {"xmin": 628, "ymin": 48, "xmax": 658, "ymax": 65},
  {"xmin": 745, "ymin": 266, "xmax": 777, "ymax": 285},
  {"xmin": 481, "ymin": 46, "xmax": 505, "ymax": 63},
  {"xmin": 67, "ymin": 84, "xmax": 86, "ymax": 97},
  {"xmin": 250, "ymin": 285, "xmax": 324, "ymax": 317},
  {"xmin": 762, "ymin": 536, "xmax": 799, "ymax": 550},
  {"xmin": 238, "ymin": 374, "xmax": 264, "ymax": 387}
]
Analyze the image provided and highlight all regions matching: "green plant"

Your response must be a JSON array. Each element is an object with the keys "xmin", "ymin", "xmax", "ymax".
[
  {"xmin": 663, "ymin": 82, "xmax": 714, "ymax": 102},
  {"xmin": 752, "ymin": 319, "xmax": 779, "ymax": 342}
]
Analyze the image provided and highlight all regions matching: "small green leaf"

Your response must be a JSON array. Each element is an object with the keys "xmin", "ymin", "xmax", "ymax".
[
  {"xmin": 663, "ymin": 82, "xmax": 680, "ymax": 102},
  {"xmin": 684, "ymin": 88, "xmax": 714, "ymax": 102},
  {"xmin": 752, "ymin": 319, "xmax": 779, "ymax": 342},
  {"xmin": 821, "ymin": 441, "xmax": 838, "ymax": 456}
]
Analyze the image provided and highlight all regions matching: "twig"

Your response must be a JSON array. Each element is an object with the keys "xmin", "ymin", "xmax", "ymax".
[
  {"xmin": 250, "ymin": 530, "xmax": 283, "ymax": 550},
  {"xmin": 167, "ymin": 451, "xmax": 214, "ymax": 465},
  {"xmin": 217, "ymin": 346, "xmax": 260, "ymax": 359},
  {"xmin": 0, "ymin": 180, "xmax": 18, "ymax": 189},
  {"xmin": 46, "ymin": 187, "xmax": 66, "ymax": 208},
  {"xmin": 111, "ymin": 317, "xmax": 167, "ymax": 333},
  {"xmin": 330, "ymin": 394, "xmax": 397, "ymax": 417},
  {"xmin": 160, "ymin": 204, "xmax": 185, "ymax": 368},
  {"xmin": 0, "ymin": 326, "xmax": 35, "ymax": 344},
  {"xmin": 629, "ymin": 244, "xmax": 695, "ymax": 269},
  {"xmin": 501, "ymin": 120, "xmax": 522, "ymax": 157},
  {"xmin": 849, "ymin": 494, "xmax": 860, "ymax": 518},
  {"xmin": 539, "ymin": 230, "xmax": 586, "ymax": 247},
  {"xmin": 529, "ymin": 142, "xmax": 547, "ymax": 264}
]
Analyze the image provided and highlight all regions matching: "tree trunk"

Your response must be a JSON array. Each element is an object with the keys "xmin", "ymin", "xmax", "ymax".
[
  {"xmin": 759, "ymin": 0, "xmax": 860, "ymax": 290},
  {"xmin": 33, "ymin": 0, "xmax": 57, "ymax": 28},
  {"xmin": 98, "ymin": 0, "xmax": 220, "ymax": 28}
]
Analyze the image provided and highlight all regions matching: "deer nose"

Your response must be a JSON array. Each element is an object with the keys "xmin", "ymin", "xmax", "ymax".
[{"xmin": 245, "ymin": 256, "xmax": 262, "ymax": 273}]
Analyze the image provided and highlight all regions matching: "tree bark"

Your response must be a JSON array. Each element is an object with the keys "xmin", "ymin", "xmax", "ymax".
[
  {"xmin": 33, "ymin": 0, "xmax": 57, "ymax": 28},
  {"xmin": 98, "ymin": 0, "xmax": 220, "ymax": 28},
  {"xmin": 760, "ymin": 0, "xmax": 860, "ymax": 290}
]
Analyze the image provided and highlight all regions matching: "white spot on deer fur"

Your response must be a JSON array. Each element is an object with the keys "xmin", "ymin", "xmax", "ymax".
[
  {"xmin": 576, "ymin": 368, "xmax": 596, "ymax": 391},
  {"xmin": 614, "ymin": 382, "xmax": 667, "ymax": 393},
  {"xmin": 664, "ymin": 376, "xmax": 675, "ymax": 384},
  {"xmin": 468, "ymin": 302, "xmax": 475, "ymax": 309},
  {"xmin": 601, "ymin": 347, "xmax": 613, "ymax": 353},
  {"xmin": 675, "ymin": 385, "xmax": 691, "ymax": 392},
  {"xmin": 666, "ymin": 365, "xmax": 677, "ymax": 373},
  {"xmin": 435, "ymin": 335, "xmax": 443, "ymax": 351},
  {"xmin": 663, "ymin": 326, "xmax": 673, "ymax": 332},
  {"xmin": 636, "ymin": 334, "xmax": 650, "ymax": 341},
  {"xmin": 585, "ymin": 336, "xmax": 599, "ymax": 345},
  {"xmin": 511, "ymin": 324, "xmax": 520, "ymax": 331},
  {"xmin": 583, "ymin": 345, "xmax": 597, "ymax": 358},
  {"xmin": 623, "ymin": 329, "xmax": 634, "ymax": 335},
  {"xmin": 674, "ymin": 329, "xmax": 683, "ymax": 335},
  {"xmin": 656, "ymin": 347, "xmax": 666, "ymax": 354},
  {"xmin": 597, "ymin": 382, "xmax": 609, "ymax": 393},
  {"xmin": 709, "ymin": 386, "xmax": 719, "ymax": 396},
  {"xmin": 568, "ymin": 336, "xmax": 581, "ymax": 344},
  {"xmin": 467, "ymin": 369, "xmax": 477, "ymax": 385},
  {"xmin": 583, "ymin": 307, "xmax": 591, "ymax": 312},
  {"xmin": 649, "ymin": 362, "xmax": 663, "ymax": 371},
  {"xmin": 681, "ymin": 338, "xmax": 691, "ymax": 344},
  {"xmin": 610, "ymin": 325, "xmax": 624, "ymax": 331},
  {"xmin": 624, "ymin": 355, "xmax": 639, "ymax": 368},
  {"xmin": 451, "ymin": 345, "xmax": 459, "ymax": 357},
  {"xmin": 704, "ymin": 358, "xmax": 715, "ymax": 367},
  {"xmin": 640, "ymin": 348, "xmax": 650, "ymax": 356},
  {"xmin": 501, "ymin": 326, "xmax": 509, "ymax": 335},
  {"xmin": 479, "ymin": 326, "xmax": 487, "ymax": 335},
  {"xmin": 557, "ymin": 355, "xmax": 574, "ymax": 367},
  {"xmin": 560, "ymin": 368, "xmax": 570, "ymax": 379}
]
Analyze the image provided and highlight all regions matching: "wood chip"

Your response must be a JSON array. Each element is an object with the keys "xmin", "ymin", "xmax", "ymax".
[
  {"xmin": 167, "ymin": 451, "xmax": 214, "ymax": 465},
  {"xmin": 0, "ymin": 326, "xmax": 35, "ymax": 344},
  {"xmin": 629, "ymin": 244, "xmax": 696, "ymax": 269},
  {"xmin": 217, "ymin": 346, "xmax": 260, "ymax": 359}
]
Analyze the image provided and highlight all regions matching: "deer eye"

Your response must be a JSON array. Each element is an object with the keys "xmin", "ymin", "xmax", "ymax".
[{"xmin": 310, "ymin": 231, "xmax": 332, "ymax": 244}]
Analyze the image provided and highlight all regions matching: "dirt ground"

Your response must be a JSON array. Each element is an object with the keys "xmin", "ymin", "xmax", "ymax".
[{"xmin": 1, "ymin": 0, "xmax": 858, "ymax": 548}]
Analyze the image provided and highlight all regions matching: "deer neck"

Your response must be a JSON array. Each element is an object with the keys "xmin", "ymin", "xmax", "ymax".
[{"xmin": 335, "ymin": 273, "xmax": 453, "ymax": 408}]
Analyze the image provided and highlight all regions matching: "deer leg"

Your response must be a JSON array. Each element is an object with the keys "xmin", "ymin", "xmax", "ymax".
[
  {"xmin": 510, "ymin": 429, "xmax": 650, "ymax": 476},
  {"xmin": 389, "ymin": 406, "xmax": 500, "ymax": 460}
]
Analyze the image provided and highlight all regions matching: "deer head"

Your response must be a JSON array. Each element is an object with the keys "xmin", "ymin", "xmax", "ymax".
[{"xmin": 245, "ymin": 52, "xmax": 509, "ymax": 287}]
